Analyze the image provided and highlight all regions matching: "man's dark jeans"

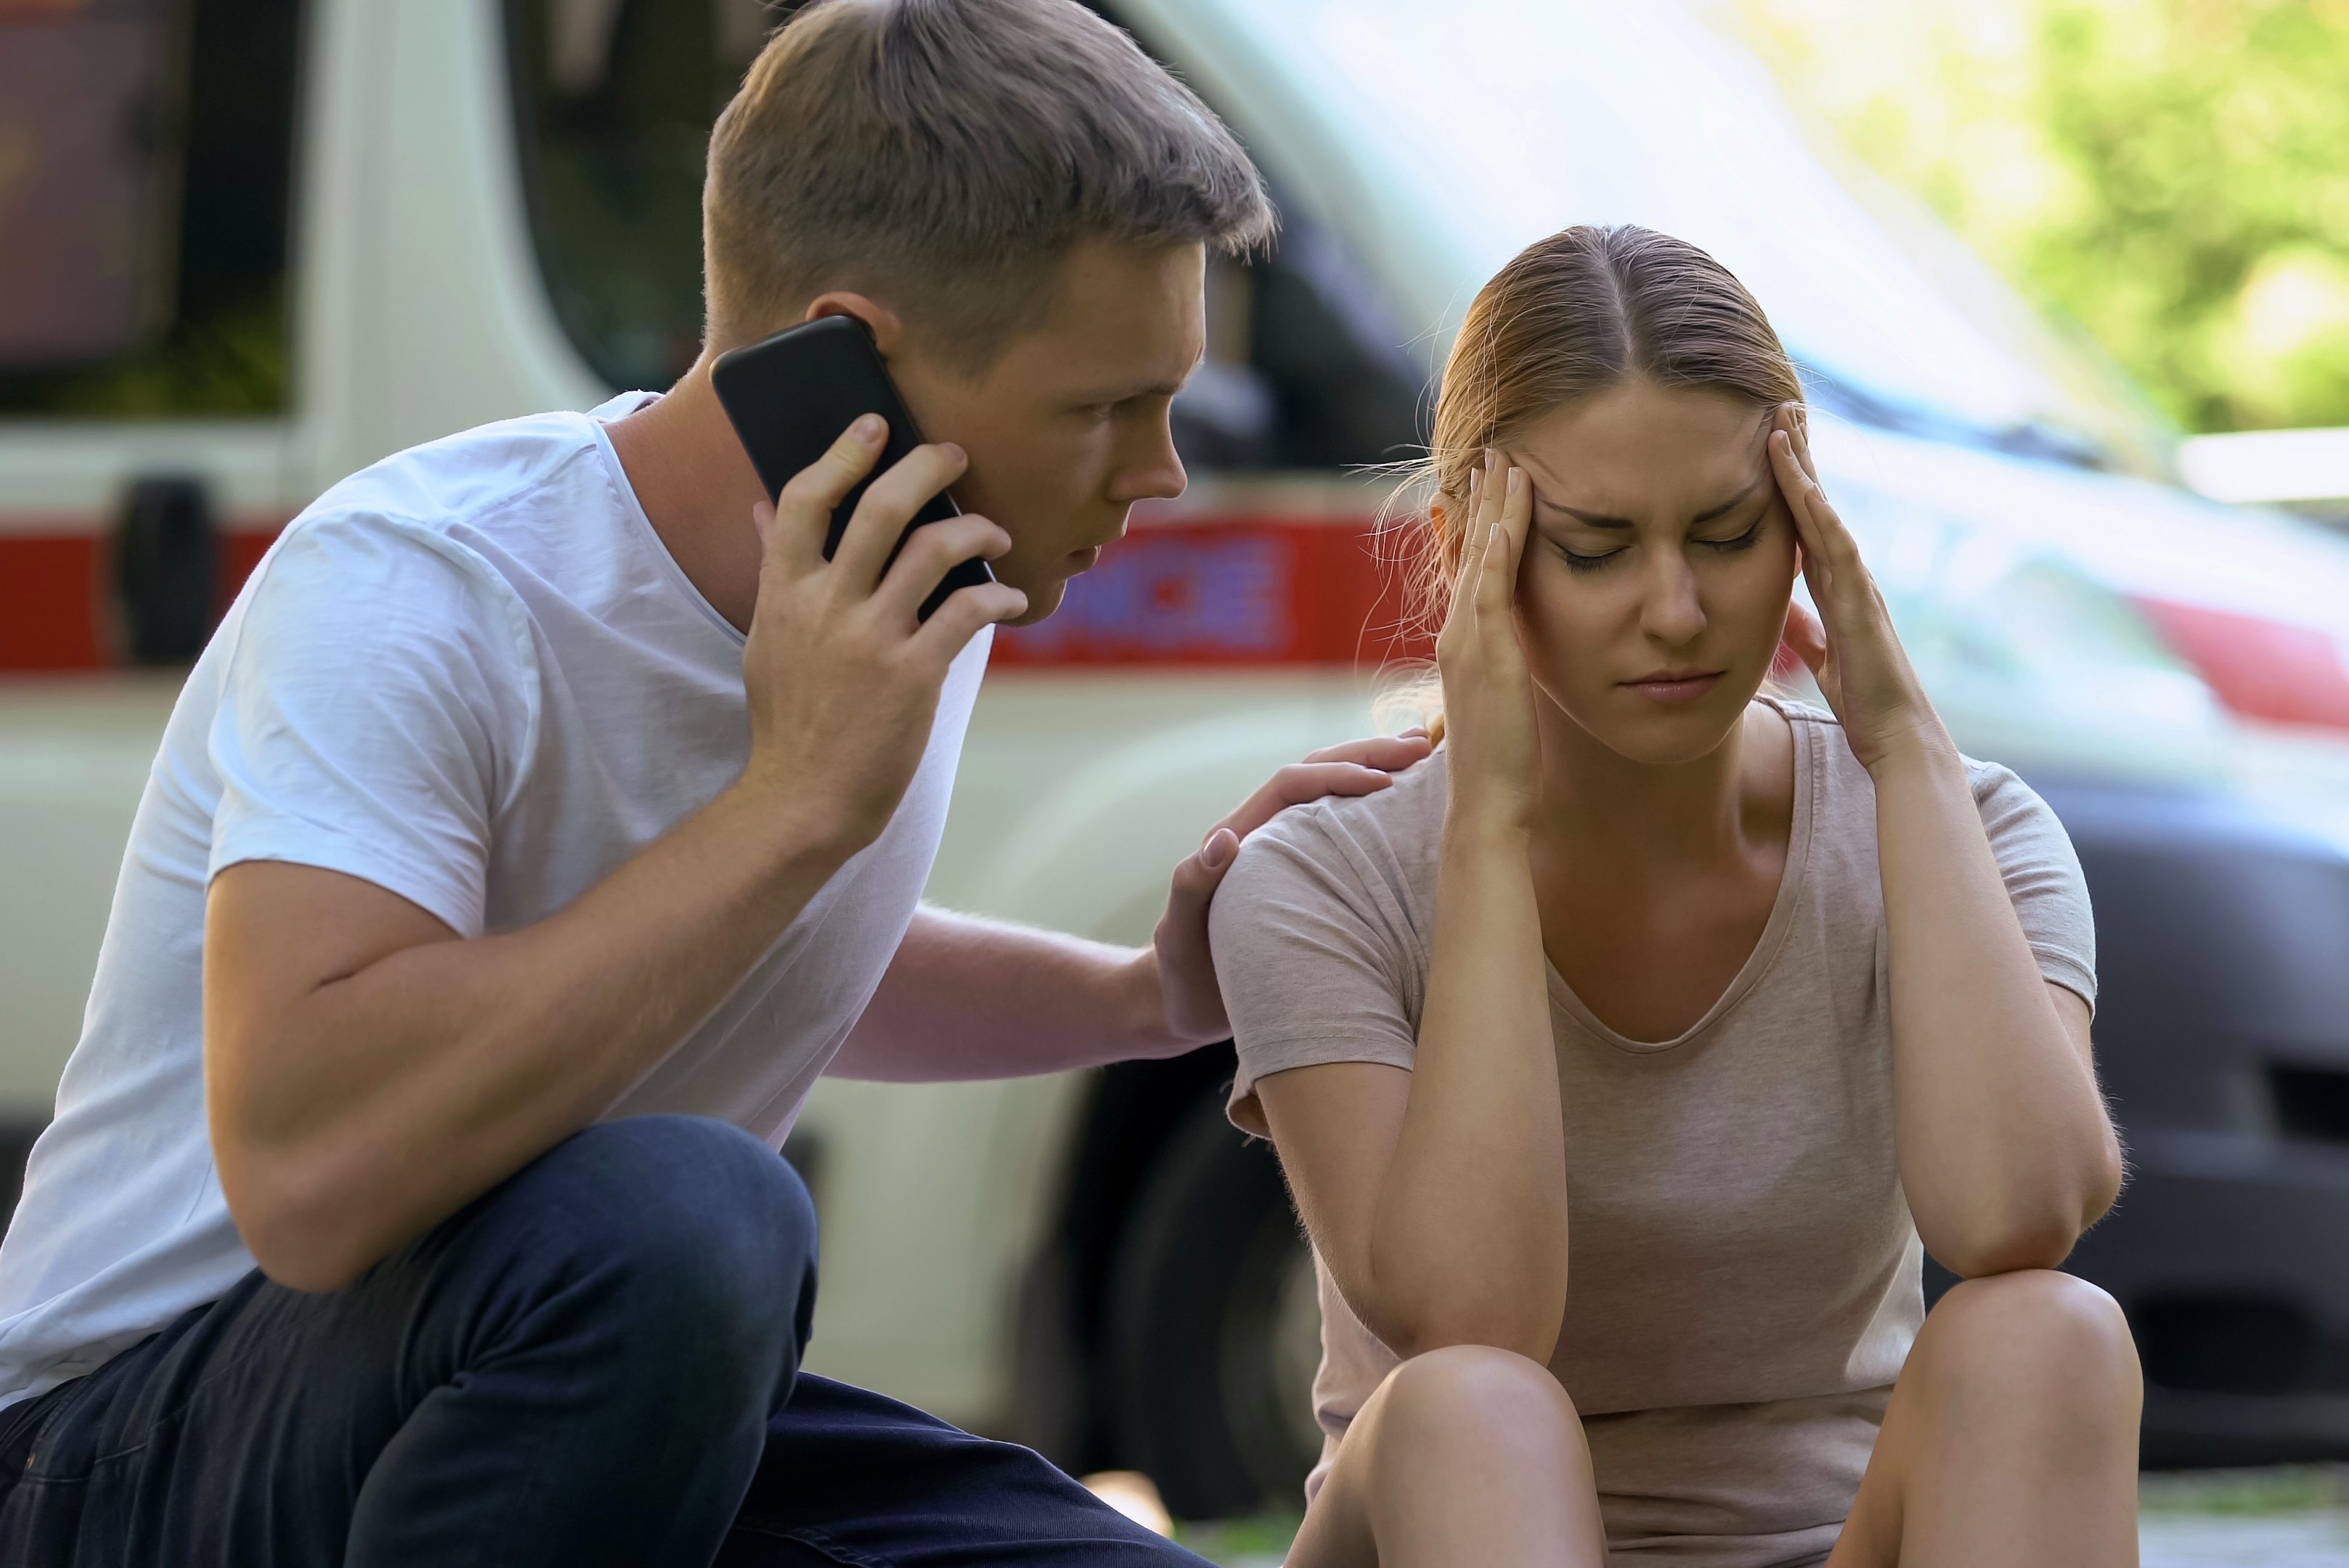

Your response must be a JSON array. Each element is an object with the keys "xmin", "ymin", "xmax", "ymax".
[{"xmin": 0, "ymin": 1115, "xmax": 1206, "ymax": 1567}]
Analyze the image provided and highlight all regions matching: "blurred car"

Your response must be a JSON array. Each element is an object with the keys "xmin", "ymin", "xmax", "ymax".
[{"xmin": 2, "ymin": 0, "xmax": 2347, "ymax": 1515}]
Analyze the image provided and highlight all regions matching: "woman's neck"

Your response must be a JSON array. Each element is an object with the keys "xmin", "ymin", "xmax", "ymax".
[{"xmin": 1527, "ymin": 697, "xmax": 1783, "ymax": 878}]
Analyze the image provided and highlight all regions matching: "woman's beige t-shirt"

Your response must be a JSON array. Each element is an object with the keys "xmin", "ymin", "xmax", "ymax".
[{"xmin": 1208, "ymin": 700, "xmax": 2096, "ymax": 1568}]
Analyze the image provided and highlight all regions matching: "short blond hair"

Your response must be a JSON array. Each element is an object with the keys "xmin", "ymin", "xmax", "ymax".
[{"xmin": 703, "ymin": 0, "xmax": 1274, "ymax": 369}]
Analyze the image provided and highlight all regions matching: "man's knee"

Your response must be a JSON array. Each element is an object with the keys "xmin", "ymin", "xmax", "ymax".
[{"xmin": 512, "ymin": 1115, "xmax": 817, "ymax": 1333}]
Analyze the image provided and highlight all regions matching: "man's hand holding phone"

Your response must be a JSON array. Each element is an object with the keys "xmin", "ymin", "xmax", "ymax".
[{"xmin": 734, "ymin": 415, "xmax": 1027, "ymax": 852}]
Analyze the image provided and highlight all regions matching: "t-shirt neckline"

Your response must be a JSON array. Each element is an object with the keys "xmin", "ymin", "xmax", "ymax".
[
  {"xmin": 586, "ymin": 391, "xmax": 749, "ymax": 649},
  {"xmin": 1540, "ymin": 695, "xmax": 1820, "ymax": 1055}
]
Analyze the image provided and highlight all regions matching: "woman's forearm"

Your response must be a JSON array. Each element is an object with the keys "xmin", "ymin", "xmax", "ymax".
[
  {"xmin": 1875, "ymin": 735, "xmax": 2122, "ymax": 1275},
  {"xmin": 1365, "ymin": 813, "xmax": 1569, "ymax": 1360}
]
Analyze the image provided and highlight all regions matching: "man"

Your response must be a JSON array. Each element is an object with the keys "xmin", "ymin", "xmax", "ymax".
[{"xmin": 0, "ymin": 2, "xmax": 1428, "ymax": 1562}]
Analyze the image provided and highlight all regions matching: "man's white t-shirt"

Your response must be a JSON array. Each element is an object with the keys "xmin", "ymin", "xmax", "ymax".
[{"xmin": 0, "ymin": 393, "xmax": 989, "ymax": 1410}]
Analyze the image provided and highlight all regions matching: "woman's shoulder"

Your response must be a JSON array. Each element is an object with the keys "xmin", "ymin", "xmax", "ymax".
[
  {"xmin": 1218, "ymin": 747, "xmax": 1449, "ymax": 923},
  {"xmin": 1254, "ymin": 744, "xmax": 1449, "ymax": 860},
  {"xmin": 1759, "ymin": 694, "xmax": 2075, "ymax": 863}
]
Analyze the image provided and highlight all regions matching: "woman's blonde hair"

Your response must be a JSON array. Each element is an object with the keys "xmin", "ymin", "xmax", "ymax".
[{"xmin": 1379, "ymin": 225, "xmax": 1804, "ymax": 741}]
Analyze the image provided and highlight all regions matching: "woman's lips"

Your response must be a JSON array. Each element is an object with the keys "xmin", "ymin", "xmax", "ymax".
[{"xmin": 1620, "ymin": 671, "xmax": 1723, "ymax": 704}]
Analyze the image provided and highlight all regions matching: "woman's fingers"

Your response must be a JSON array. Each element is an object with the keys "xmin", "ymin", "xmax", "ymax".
[
  {"xmin": 1770, "ymin": 429, "xmax": 1824, "ymax": 556},
  {"xmin": 1770, "ymin": 433, "xmax": 1837, "ymax": 616},
  {"xmin": 1446, "ymin": 449, "xmax": 1512, "ymax": 629},
  {"xmin": 1777, "ymin": 422, "xmax": 1864, "ymax": 576},
  {"xmin": 1772, "ymin": 430, "xmax": 1871, "ymax": 619},
  {"xmin": 1478, "ymin": 462, "xmax": 1529, "ymax": 613},
  {"xmin": 1456, "ymin": 463, "xmax": 1489, "ymax": 609},
  {"xmin": 1502, "ymin": 462, "xmax": 1531, "ymax": 573},
  {"xmin": 1476, "ymin": 453, "xmax": 1528, "ymax": 596},
  {"xmin": 1786, "ymin": 405, "xmax": 1823, "ymax": 483},
  {"xmin": 1476, "ymin": 506, "xmax": 1513, "ymax": 612}
]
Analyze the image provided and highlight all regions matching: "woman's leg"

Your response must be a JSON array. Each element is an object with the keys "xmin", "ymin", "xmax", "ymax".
[
  {"xmin": 1285, "ymin": 1346, "xmax": 1607, "ymax": 1568},
  {"xmin": 1828, "ymin": 1270, "xmax": 2142, "ymax": 1568}
]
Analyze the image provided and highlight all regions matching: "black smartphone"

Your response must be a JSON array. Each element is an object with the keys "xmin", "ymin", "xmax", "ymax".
[{"xmin": 710, "ymin": 315, "xmax": 995, "ymax": 620}]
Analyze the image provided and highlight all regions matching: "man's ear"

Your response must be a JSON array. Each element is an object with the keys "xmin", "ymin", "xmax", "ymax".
[{"xmin": 802, "ymin": 292, "xmax": 908, "ymax": 357}]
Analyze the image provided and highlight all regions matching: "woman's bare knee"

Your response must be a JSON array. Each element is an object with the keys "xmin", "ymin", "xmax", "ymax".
[
  {"xmin": 1361, "ymin": 1346, "xmax": 1588, "ymax": 1479},
  {"xmin": 1301, "ymin": 1346, "xmax": 1603, "ymax": 1568},
  {"xmin": 1913, "ymin": 1270, "xmax": 2141, "ymax": 1435},
  {"xmin": 1375, "ymin": 1347, "xmax": 1578, "ymax": 1433}
]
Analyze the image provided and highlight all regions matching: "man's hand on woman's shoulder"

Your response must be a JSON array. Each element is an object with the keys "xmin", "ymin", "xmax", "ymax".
[{"xmin": 1149, "ymin": 730, "xmax": 1433, "ymax": 1045}]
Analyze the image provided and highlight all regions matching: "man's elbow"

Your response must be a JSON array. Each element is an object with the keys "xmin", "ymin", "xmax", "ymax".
[{"xmin": 217, "ymin": 1145, "xmax": 378, "ymax": 1294}]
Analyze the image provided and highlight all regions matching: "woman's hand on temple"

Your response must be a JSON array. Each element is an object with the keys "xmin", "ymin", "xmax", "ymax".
[
  {"xmin": 1436, "ymin": 449, "xmax": 1541, "ymax": 831},
  {"xmin": 1768, "ymin": 409, "xmax": 1952, "ymax": 775}
]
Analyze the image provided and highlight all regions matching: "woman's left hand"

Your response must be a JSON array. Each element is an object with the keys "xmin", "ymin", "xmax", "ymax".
[{"xmin": 1768, "ymin": 407, "xmax": 1951, "ymax": 774}]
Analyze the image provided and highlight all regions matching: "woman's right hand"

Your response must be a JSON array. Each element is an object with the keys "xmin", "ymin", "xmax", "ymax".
[{"xmin": 1435, "ymin": 449, "xmax": 1540, "ymax": 834}]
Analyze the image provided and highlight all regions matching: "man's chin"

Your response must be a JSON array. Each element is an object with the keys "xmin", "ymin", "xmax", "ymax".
[{"xmin": 1001, "ymin": 574, "xmax": 1067, "ymax": 627}]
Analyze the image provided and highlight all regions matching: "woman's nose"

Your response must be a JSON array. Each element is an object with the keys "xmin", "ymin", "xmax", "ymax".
[{"xmin": 1639, "ymin": 555, "xmax": 1707, "ymax": 646}]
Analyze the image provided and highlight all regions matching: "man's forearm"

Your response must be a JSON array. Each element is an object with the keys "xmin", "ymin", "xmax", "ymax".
[
  {"xmin": 826, "ymin": 907, "xmax": 1201, "ymax": 1082},
  {"xmin": 211, "ymin": 784, "xmax": 858, "ymax": 1290}
]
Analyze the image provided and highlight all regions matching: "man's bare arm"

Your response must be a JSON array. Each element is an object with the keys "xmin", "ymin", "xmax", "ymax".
[
  {"xmin": 206, "ymin": 797, "xmax": 851, "ymax": 1291},
  {"xmin": 829, "ymin": 732, "xmax": 1433, "ymax": 1082},
  {"xmin": 205, "ymin": 422, "xmax": 1026, "ymax": 1292},
  {"xmin": 825, "ymin": 907, "xmax": 1182, "ymax": 1082}
]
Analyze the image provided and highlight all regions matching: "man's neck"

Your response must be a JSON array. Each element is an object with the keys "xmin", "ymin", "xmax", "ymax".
[{"xmin": 605, "ymin": 360, "xmax": 771, "ymax": 634}]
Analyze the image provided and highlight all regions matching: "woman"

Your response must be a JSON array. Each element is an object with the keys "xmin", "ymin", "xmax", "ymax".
[{"xmin": 1207, "ymin": 225, "xmax": 2141, "ymax": 1567}]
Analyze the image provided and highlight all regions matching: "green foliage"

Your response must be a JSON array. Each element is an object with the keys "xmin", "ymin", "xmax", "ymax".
[
  {"xmin": 1744, "ymin": 0, "xmax": 2349, "ymax": 433},
  {"xmin": 1173, "ymin": 1509, "xmax": 1301, "ymax": 1566},
  {"xmin": 2027, "ymin": 0, "xmax": 2349, "ymax": 431},
  {"xmin": 2137, "ymin": 1463, "xmax": 2349, "ymax": 1514}
]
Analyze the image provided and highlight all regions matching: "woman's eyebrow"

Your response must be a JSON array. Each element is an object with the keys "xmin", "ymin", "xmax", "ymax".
[
  {"xmin": 1531, "ymin": 475, "xmax": 1766, "ymax": 529},
  {"xmin": 1690, "ymin": 476, "xmax": 1767, "ymax": 523}
]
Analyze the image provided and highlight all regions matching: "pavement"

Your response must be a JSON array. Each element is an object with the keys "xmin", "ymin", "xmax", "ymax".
[
  {"xmin": 2139, "ymin": 1512, "xmax": 2349, "ymax": 1566},
  {"xmin": 1174, "ymin": 1469, "xmax": 2349, "ymax": 1566},
  {"xmin": 2138, "ymin": 1468, "xmax": 2349, "ymax": 1567}
]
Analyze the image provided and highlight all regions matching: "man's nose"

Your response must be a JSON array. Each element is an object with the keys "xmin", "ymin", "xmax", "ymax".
[{"xmin": 1112, "ymin": 419, "xmax": 1188, "ymax": 503}]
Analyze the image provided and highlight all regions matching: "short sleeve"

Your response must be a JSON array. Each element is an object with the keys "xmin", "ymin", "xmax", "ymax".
[
  {"xmin": 1970, "ymin": 760, "xmax": 2097, "ymax": 1012},
  {"xmin": 1209, "ymin": 812, "xmax": 1422, "ymax": 1138},
  {"xmin": 207, "ymin": 513, "xmax": 537, "ymax": 937}
]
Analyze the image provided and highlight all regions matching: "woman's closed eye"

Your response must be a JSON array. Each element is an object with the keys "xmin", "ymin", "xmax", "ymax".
[
  {"xmin": 1552, "ymin": 515, "xmax": 1766, "ymax": 572},
  {"xmin": 1695, "ymin": 515, "xmax": 1766, "ymax": 555}
]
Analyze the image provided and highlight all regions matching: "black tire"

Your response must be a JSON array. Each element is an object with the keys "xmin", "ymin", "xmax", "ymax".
[{"xmin": 1104, "ymin": 1093, "xmax": 1324, "ymax": 1521}]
